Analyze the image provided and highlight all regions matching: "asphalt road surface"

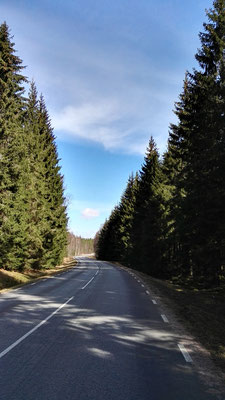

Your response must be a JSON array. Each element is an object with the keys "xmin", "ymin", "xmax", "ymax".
[{"xmin": 0, "ymin": 257, "xmax": 220, "ymax": 399}]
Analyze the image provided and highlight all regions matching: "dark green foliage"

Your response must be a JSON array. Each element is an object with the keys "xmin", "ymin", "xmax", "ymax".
[
  {"xmin": 37, "ymin": 95, "xmax": 68, "ymax": 268},
  {"xmin": 167, "ymin": 0, "xmax": 225, "ymax": 285},
  {"xmin": 130, "ymin": 138, "xmax": 166, "ymax": 276},
  {"xmin": 96, "ymin": 0, "xmax": 225, "ymax": 287},
  {"xmin": 0, "ymin": 22, "xmax": 29, "ymax": 270},
  {"xmin": 95, "ymin": 173, "xmax": 138, "ymax": 264},
  {"xmin": 0, "ymin": 23, "xmax": 67, "ymax": 271}
]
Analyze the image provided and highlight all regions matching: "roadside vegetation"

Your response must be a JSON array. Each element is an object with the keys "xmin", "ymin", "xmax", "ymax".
[
  {"xmin": 95, "ymin": 0, "xmax": 225, "ymax": 289},
  {"xmin": 0, "ymin": 23, "xmax": 95, "ymax": 278},
  {"xmin": 0, "ymin": 22, "xmax": 67, "ymax": 272},
  {"xmin": 95, "ymin": 0, "xmax": 225, "ymax": 374},
  {"xmin": 0, "ymin": 257, "xmax": 77, "ymax": 292},
  {"xmin": 67, "ymin": 232, "xmax": 94, "ymax": 256}
]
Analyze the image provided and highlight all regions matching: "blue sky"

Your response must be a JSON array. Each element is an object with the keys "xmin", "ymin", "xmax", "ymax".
[{"xmin": 0, "ymin": 0, "xmax": 212, "ymax": 237}]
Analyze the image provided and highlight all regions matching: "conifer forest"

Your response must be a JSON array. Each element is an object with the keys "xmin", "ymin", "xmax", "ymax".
[
  {"xmin": 0, "ymin": 22, "xmax": 68, "ymax": 271},
  {"xmin": 95, "ymin": 0, "xmax": 225, "ymax": 288}
]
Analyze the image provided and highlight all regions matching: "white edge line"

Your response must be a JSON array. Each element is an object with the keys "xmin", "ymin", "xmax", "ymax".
[
  {"xmin": 146, "ymin": 290, "xmax": 150, "ymax": 295},
  {"xmin": 161, "ymin": 314, "xmax": 169, "ymax": 323},
  {"xmin": 141, "ymin": 284, "xmax": 145, "ymax": 287},
  {"xmin": 178, "ymin": 344, "xmax": 193, "ymax": 363},
  {"xmin": 152, "ymin": 299, "xmax": 157, "ymax": 304},
  {"xmin": 0, "ymin": 296, "xmax": 74, "ymax": 360}
]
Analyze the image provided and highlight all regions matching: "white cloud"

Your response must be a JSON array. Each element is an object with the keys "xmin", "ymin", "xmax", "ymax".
[
  {"xmin": 51, "ymin": 94, "xmax": 172, "ymax": 155},
  {"xmin": 81, "ymin": 208, "xmax": 100, "ymax": 219},
  {"xmin": 69, "ymin": 199, "xmax": 112, "ymax": 214}
]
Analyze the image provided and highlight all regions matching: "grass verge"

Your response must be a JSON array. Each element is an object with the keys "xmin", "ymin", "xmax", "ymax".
[{"xmin": 0, "ymin": 257, "xmax": 77, "ymax": 292}]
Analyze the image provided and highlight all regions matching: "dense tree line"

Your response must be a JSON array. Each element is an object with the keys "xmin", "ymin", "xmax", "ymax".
[
  {"xmin": 0, "ymin": 22, "xmax": 68, "ymax": 271},
  {"xmin": 95, "ymin": 0, "xmax": 225, "ymax": 287},
  {"xmin": 67, "ymin": 232, "xmax": 94, "ymax": 257}
]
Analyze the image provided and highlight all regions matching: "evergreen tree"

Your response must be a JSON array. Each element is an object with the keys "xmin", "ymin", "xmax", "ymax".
[
  {"xmin": 23, "ymin": 82, "xmax": 47, "ymax": 269},
  {"xmin": 119, "ymin": 172, "xmax": 139, "ymax": 266},
  {"xmin": 167, "ymin": 0, "xmax": 225, "ymax": 285},
  {"xmin": 0, "ymin": 22, "xmax": 28, "ymax": 270},
  {"xmin": 38, "ymin": 95, "xmax": 68, "ymax": 268},
  {"xmin": 165, "ymin": 74, "xmax": 194, "ymax": 277},
  {"xmin": 130, "ymin": 137, "xmax": 165, "ymax": 276}
]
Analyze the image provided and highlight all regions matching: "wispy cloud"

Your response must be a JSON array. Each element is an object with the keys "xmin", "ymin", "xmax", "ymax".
[
  {"xmin": 81, "ymin": 208, "xmax": 100, "ymax": 219},
  {"xmin": 51, "ymin": 92, "xmax": 174, "ymax": 155}
]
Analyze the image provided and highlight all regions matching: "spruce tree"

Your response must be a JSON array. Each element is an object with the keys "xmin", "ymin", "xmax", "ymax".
[
  {"xmin": 130, "ymin": 137, "xmax": 165, "ymax": 276},
  {"xmin": 38, "ymin": 95, "xmax": 68, "ymax": 268},
  {"xmin": 119, "ymin": 172, "xmax": 139, "ymax": 266},
  {"xmin": 23, "ymin": 82, "xmax": 47, "ymax": 269},
  {"xmin": 0, "ymin": 22, "xmax": 28, "ymax": 270},
  {"xmin": 168, "ymin": 0, "xmax": 225, "ymax": 285}
]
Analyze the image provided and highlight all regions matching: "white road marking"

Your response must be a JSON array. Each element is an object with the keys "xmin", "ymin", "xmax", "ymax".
[
  {"xmin": 146, "ymin": 290, "xmax": 150, "ymax": 295},
  {"xmin": 152, "ymin": 299, "xmax": 157, "ymax": 304},
  {"xmin": 178, "ymin": 344, "xmax": 193, "ymax": 363},
  {"xmin": 161, "ymin": 314, "xmax": 169, "ymax": 323},
  {"xmin": 137, "ymin": 280, "xmax": 140, "ymax": 282},
  {"xmin": 0, "ymin": 296, "xmax": 74, "ymax": 360},
  {"xmin": 31, "ymin": 283, "xmax": 37, "ymax": 286},
  {"xmin": 81, "ymin": 270, "xmax": 98, "ymax": 290},
  {"xmin": 141, "ymin": 284, "xmax": 145, "ymax": 287}
]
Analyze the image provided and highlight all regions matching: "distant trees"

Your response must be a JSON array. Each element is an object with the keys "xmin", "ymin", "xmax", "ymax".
[
  {"xmin": 67, "ymin": 232, "xmax": 94, "ymax": 256},
  {"xmin": 0, "ymin": 22, "xmax": 68, "ymax": 271},
  {"xmin": 96, "ymin": 0, "xmax": 225, "ymax": 287}
]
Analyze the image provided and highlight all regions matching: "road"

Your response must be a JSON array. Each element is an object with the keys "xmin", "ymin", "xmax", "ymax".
[{"xmin": 0, "ymin": 257, "xmax": 220, "ymax": 399}]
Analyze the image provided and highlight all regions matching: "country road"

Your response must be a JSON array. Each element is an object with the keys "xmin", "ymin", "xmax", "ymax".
[{"xmin": 0, "ymin": 257, "xmax": 219, "ymax": 399}]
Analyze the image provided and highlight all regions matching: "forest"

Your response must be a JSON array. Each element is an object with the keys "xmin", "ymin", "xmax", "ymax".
[
  {"xmin": 0, "ymin": 22, "xmax": 68, "ymax": 271},
  {"xmin": 95, "ymin": 0, "xmax": 225, "ymax": 288},
  {"xmin": 67, "ymin": 232, "xmax": 94, "ymax": 257}
]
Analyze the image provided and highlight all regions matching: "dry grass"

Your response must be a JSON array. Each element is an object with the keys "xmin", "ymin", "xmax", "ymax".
[{"xmin": 0, "ymin": 257, "xmax": 77, "ymax": 292}]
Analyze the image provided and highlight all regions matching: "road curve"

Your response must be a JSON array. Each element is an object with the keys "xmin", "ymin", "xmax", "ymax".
[{"xmin": 0, "ymin": 257, "xmax": 219, "ymax": 399}]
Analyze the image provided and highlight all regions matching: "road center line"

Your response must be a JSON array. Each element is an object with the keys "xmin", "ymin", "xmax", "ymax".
[
  {"xmin": 0, "ymin": 296, "xmax": 74, "ymax": 360},
  {"xmin": 161, "ymin": 314, "xmax": 169, "ymax": 323},
  {"xmin": 81, "ymin": 270, "xmax": 98, "ymax": 290},
  {"xmin": 178, "ymin": 344, "xmax": 193, "ymax": 362}
]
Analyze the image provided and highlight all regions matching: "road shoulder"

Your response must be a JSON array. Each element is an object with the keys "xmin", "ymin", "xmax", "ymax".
[{"xmin": 112, "ymin": 262, "xmax": 225, "ymax": 399}]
